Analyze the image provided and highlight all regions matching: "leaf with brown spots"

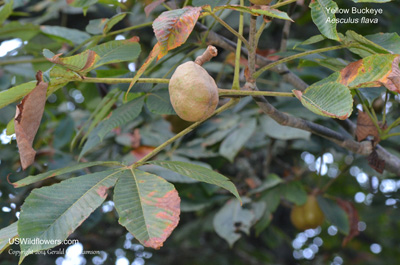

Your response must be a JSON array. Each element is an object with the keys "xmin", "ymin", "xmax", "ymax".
[
  {"xmin": 14, "ymin": 71, "xmax": 48, "ymax": 170},
  {"xmin": 44, "ymin": 49, "xmax": 99, "ymax": 74},
  {"xmin": 17, "ymin": 169, "xmax": 122, "ymax": 263},
  {"xmin": 153, "ymin": 6, "xmax": 202, "ymax": 59},
  {"xmin": 336, "ymin": 199, "xmax": 360, "ymax": 247},
  {"xmin": 356, "ymin": 110, "xmax": 380, "ymax": 142},
  {"xmin": 337, "ymin": 54, "xmax": 400, "ymax": 93},
  {"xmin": 367, "ymin": 150, "xmax": 385, "ymax": 174},
  {"xmin": 114, "ymin": 169, "xmax": 180, "ymax": 249}
]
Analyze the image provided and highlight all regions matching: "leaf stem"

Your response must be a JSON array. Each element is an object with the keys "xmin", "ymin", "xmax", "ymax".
[
  {"xmin": 81, "ymin": 77, "xmax": 170, "ymax": 84},
  {"xmin": 248, "ymin": 15, "xmax": 257, "ymax": 81},
  {"xmin": 232, "ymin": 0, "xmax": 245, "ymax": 90},
  {"xmin": 81, "ymin": 78, "xmax": 294, "ymax": 97},
  {"xmin": 218, "ymin": 89, "xmax": 294, "ymax": 97},
  {"xmin": 107, "ymin": 21, "xmax": 154, "ymax": 37},
  {"xmin": 252, "ymin": 44, "xmax": 352, "ymax": 79},
  {"xmin": 0, "ymin": 57, "xmax": 48, "ymax": 66},
  {"xmin": 255, "ymin": 20, "xmax": 267, "ymax": 48},
  {"xmin": 355, "ymin": 89, "xmax": 382, "ymax": 133},
  {"xmin": 271, "ymin": 0, "xmax": 297, "ymax": 9},
  {"xmin": 384, "ymin": 116, "xmax": 400, "ymax": 133},
  {"xmin": 206, "ymin": 11, "xmax": 250, "ymax": 50},
  {"xmin": 382, "ymin": 91, "xmax": 388, "ymax": 125},
  {"xmin": 162, "ymin": 3, "xmax": 172, "ymax": 11},
  {"xmin": 132, "ymin": 99, "xmax": 240, "ymax": 168},
  {"xmin": 381, "ymin": 132, "xmax": 400, "ymax": 139}
]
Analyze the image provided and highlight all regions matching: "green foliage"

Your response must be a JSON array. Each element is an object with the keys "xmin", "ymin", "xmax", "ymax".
[
  {"xmin": 0, "ymin": 0, "xmax": 400, "ymax": 264},
  {"xmin": 310, "ymin": 0, "xmax": 340, "ymax": 40}
]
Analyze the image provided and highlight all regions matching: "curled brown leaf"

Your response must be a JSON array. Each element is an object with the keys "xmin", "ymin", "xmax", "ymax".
[
  {"xmin": 14, "ymin": 71, "xmax": 48, "ymax": 170},
  {"xmin": 356, "ymin": 110, "xmax": 380, "ymax": 143},
  {"xmin": 367, "ymin": 150, "xmax": 385, "ymax": 174}
]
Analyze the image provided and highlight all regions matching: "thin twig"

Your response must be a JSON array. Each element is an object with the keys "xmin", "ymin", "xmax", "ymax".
[
  {"xmin": 279, "ymin": 2, "xmax": 296, "ymax": 52},
  {"xmin": 253, "ymin": 44, "xmax": 353, "ymax": 79},
  {"xmin": 132, "ymin": 99, "xmax": 239, "ymax": 167},
  {"xmin": 81, "ymin": 77, "xmax": 170, "ymax": 84},
  {"xmin": 271, "ymin": 0, "xmax": 297, "ymax": 9},
  {"xmin": 248, "ymin": 15, "xmax": 257, "ymax": 81},
  {"xmin": 206, "ymin": 11, "xmax": 250, "ymax": 50},
  {"xmin": 232, "ymin": 0, "xmax": 245, "ymax": 90}
]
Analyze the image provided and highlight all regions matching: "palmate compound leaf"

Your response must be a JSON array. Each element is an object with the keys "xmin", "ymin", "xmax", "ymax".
[
  {"xmin": 152, "ymin": 6, "xmax": 202, "ymax": 59},
  {"xmin": 309, "ymin": 0, "xmax": 340, "ymax": 41},
  {"xmin": 294, "ymin": 53, "xmax": 400, "ymax": 119},
  {"xmin": 18, "ymin": 169, "xmax": 124, "ymax": 263},
  {"xmin": 293, "ymin": 82, "xmax": 353, "ymax": 120},
  {"xmin": 114, "ymin": 169, "xmax": 180, "ymax": 249},
  {"xmin": 147, "ymin": 161, "xmax": 241, "ymax": 202}
]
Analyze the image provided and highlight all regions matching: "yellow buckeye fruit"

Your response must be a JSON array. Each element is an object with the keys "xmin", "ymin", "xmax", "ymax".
[
  {"xmin": 169, "ymin": 61, "xmax": 219, "ymax": 122},
  {"xmin": 290, "ymin": 195, "xmax": 325, "ymax": 231}
]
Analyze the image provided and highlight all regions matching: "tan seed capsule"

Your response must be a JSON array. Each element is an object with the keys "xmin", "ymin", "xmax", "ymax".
[{"xmin": 169, "ymin": 61, "xmax": 219, "ymax": 122}]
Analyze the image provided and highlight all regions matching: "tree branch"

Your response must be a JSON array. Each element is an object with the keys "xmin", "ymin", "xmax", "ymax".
[
  {"xmin": 194, "ymin": 22, "xmax": 400, "ymax": 175},
  {"xmin": 195, "ymin": 22, "xmax": 309, "ymax": 91}
]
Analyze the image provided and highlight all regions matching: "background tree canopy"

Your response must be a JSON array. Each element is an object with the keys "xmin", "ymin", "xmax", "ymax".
[{"xmin": 0, "ymin": 0, "xmax": 400, "ymax": 264}]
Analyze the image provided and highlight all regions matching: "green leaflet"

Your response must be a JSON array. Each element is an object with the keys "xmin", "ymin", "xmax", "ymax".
[
  {"xmin": 293, "ymin": 82, "xmax": 353, "ymax": 120},
  {"xmin": 114, "ymin": 169, "xmax": 180, "ymax": 249},
  {"xmin": 0, "ymin": 222, "xmax": 18, "ymax": 254},
  {"xmin": 148, "ymin": 160, "xmax": 241, "ymax": 202},
  {"xmin": 317, "ymin": 196, "xmax": 350, "ymax": 234},
  {"xmin": 18, "ymin": 169, "xmax": 123, "ymax": 263},
  {"xmin": 310, "ymin": 0, "xmax": 340, "ymax": 41},
  {"xmin": 12, "ymin": 161, "xmax": 123, "ymax": 188}
]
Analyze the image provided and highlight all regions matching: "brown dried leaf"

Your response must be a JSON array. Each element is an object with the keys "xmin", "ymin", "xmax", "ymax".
[
  {"xmin": 14, "ymin": 71, "xmax": 48, "ymax": 170},
  {"xmin": 367, "ymin": 150, "xmax": 385, "ymax": 173},
  {"xmin": 336, "ymin": 199, "xmax": 360, "ymax": 247},
  {"xmin": 131, "ymin": 145, "xmax": 156, "ymax": 160},
  {"xmin": 356, "ymin": 110, "xmax": 380, "ymax": 142}
]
